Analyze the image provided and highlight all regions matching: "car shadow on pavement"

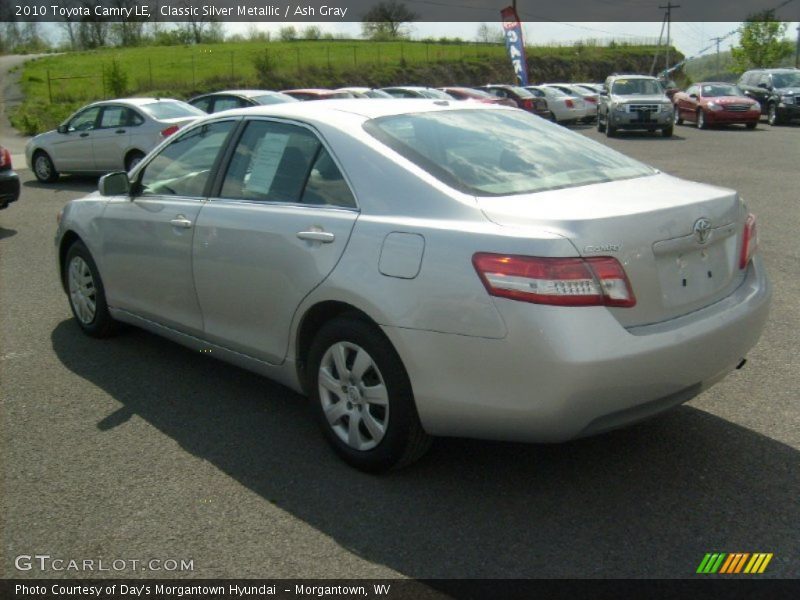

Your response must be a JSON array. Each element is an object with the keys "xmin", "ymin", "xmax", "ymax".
[
  {"xmin": 24, "ymin": 176, "xmax": 98, "ymax": 193},
  {"xmin": 0, "ymin": 226, "xmax": 17, "ymax": 240},
  {"xmin": 608, "ymin": 131, "xmax": 687, "ymax": 141},
  {"xmin": 51, "ymin": 320, "xmax": 799, "ymax": 580}
]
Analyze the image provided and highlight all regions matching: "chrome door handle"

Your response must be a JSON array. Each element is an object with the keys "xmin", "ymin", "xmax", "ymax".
[
  {"xmin": 170, "ymin": 216, "xmax": 193, "ymax": 229},
  {"xmin": 297, "ymin": 230, "xmax": 335, "ymax": 243}
]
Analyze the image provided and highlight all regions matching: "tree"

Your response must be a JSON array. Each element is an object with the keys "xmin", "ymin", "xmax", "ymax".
[
  {"xmin": 361, "ymin": 1, "xmax": 418, "ymax": 40},
  {"xmin": 731, "ymin": 10, "xmax": 793, "ymax": 70},
  {"xmin": 279, "ymin": 26, "xmax": 297, "ymax": 42},
  {"xmin": 476, "ymin": 23, "xmax": 503, "ymax": 44}
]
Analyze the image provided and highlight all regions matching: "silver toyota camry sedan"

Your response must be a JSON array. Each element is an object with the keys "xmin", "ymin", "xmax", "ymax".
[{"xmin": 55, "ymin": 100, "xmax": 770, "ymax": 472}]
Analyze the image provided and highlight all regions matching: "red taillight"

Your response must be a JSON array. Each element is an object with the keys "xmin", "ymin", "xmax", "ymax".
[
  {"xmin": 522, "ymin": 98, "xmax": 534, "ymax": 110},
  {"xmin": 585, "ymin": 96, "xmax": 598, "ymax": 104},
  {"xmin": 472, "ymin": 253, "xmax": 636, "ymax": 308},
  {"xmin": 739, "ymin": 213, "xmax": 758, "ymax": 270},
  {"xmin": 160, "ymin": 125, "xmax": 180, "ymax": 138},
  {"xmin": 0, "ymin": 147, "xmax": 11, "ymax": 170},
  {"xmin": 565, "ymin": 99, "xmax": 575, "ymax": 108}
]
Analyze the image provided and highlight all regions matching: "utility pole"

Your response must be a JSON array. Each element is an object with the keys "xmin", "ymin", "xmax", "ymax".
[
  {"xmin": 658, "ymin": 3, "xmax": 680, "ymax": 75},
  {"xmin": 711, "ymin": 36, "xmax": 724, "ymax": 80}
]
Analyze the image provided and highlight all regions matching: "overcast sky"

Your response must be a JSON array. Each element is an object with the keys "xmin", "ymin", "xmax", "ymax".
[{"xmin": 227, "ymin": 21, "xmax": 799, "ymax": 61}]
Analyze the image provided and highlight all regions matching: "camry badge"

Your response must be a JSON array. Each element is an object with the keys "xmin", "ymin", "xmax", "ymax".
[{"xmin": 693, "ymin": 218, "xmax": 712, "ymax": 244}]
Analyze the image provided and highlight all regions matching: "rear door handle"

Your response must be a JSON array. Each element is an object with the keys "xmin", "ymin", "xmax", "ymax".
[
  {"xmin": 297, "ymin": 230, "xmax": 335, "ymax": 243},
  {"xmin": 170, "ymin": 216, "xmax": 193, "ymax": 229}
]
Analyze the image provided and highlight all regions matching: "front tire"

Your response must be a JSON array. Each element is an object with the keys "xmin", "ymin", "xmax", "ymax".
[
  {"xmin": 746, "ymin": 121, "xmax": 758, "ymax": 130},
  {"xmin": 696, "ymin": 110, "xmax": 707, "ymax": 129},
  {"xmin": 674, "ymin": 105, "xmax": 683, "ymax": 125},
  {"xmin": 767, "ymin": 104, "xmax": 782, "ymax": 126},
  {"xmin": 64, "ymin": 241, "xmax": 118, "ymax": 338},
  {"xmin": 33, "ymin": 151, "xmax": 58, "ymax": 183},
  {"xmin": 596, "ymin": 113, "xmax": 606, "ymax": 132},
  {"xmin": 662, "ymin": 125, "xmax": 674, "ymax": 137},
  {"xmin": 605, "ymin": 122, "xmax": 616, "ymax": 137},
  {"xmin": 309, "ymin": 316, "xmax": 431, "ymax": 472}
]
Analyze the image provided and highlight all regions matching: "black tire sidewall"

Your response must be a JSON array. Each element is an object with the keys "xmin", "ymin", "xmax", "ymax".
[
  {"xmin": 126, "ymin": 151, "xmax": 145, "ymax": 172},
  {"xmin": 64, "ymin": 241, "xmax": 116, "ymax": 337},
  {"xmin": 308, "ymin": 317, "xmax": 422, "ymax": 473},
  {"xmin": 33, "ymin": 152, "xmax": 57, "ymax": 183}
]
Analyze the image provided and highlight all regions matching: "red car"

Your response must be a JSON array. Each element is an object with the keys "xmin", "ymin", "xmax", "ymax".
[
  {"xmin": 0, "ymin": 145, "xmax": 20, "ymax": 210},
  {"xmin": 673, "ymin": 82, "xmax": 761, "ymax": 129},
  {"xmin": 438, "ymin": 87, "xmax": 517, "ymax": 107},
  {"xmin": 281, "ymin": 89, "xmax": 355, "ymax": 101}
]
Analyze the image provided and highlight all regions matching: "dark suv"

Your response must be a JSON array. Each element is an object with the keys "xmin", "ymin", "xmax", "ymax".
[{"xmin": 737, "ymin": 68, "xmax": 800, "ymax": 125}]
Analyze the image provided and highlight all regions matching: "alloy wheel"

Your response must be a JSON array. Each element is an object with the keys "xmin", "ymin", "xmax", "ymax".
[
  {"xmin": 68, "ymin": 256, "xmax": 97, "ymax": 325},
  {"xmin": 318, "ymin": 341, "xmax": 389, "ymax": 451}
]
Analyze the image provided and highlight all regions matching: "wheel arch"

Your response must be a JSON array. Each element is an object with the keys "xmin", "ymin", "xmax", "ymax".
[
  {"xmin": 295, "ymin": 300, "xmax": 388, "ymax": 394},
  {"xmin": 58, "ymin": 230, "xmax": 84, "ymax": 292}
]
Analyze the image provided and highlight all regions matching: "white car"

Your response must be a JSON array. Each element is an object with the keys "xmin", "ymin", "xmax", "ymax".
[
  {"xmin": 526, "ymin": 86, "xmax": 588, "ymax": 124},
  {"xmin": 544, "ymin": 83, "xmax": 599, "ymax": 120},
  {"xmin": 26, "ymin": 98, "xmax": 204, "ymax": 182}
]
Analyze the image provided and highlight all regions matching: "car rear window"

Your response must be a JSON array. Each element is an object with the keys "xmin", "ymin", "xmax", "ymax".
[
  {"xmin": 253, "ymin": 93, "xmax": 298, "ymax": 105},
  {"xmin": 140, "ymin": 101, "xmax": 205, "ymax": 119},
  {"xmin": 364, "ymin": 108, "xmax": 655, "ymax": 197}
]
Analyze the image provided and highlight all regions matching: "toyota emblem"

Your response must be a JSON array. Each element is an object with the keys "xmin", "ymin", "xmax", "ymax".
[{"xmin": 693, "ymin": 218, "xmax": 712, "ymax": 244}]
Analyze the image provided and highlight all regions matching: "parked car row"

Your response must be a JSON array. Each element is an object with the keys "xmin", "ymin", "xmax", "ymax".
[{"xmin": 24, "ymin": 68, "xmax": 798, "ymax": 184}]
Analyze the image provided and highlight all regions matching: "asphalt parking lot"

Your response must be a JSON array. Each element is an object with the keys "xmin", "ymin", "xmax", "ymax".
[{"xmin": 1, "ymin": 118, "xmax": 798, "ymax": 580}]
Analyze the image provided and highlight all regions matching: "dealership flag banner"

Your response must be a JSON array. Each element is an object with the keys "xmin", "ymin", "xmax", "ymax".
[{"xmin": 501, "ymin": 5, "xmax": 529, "ymax": 87}]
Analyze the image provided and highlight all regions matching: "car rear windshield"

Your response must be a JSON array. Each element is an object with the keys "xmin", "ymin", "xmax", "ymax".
[
  {"xmin": 140, "ymin": 101, "xmax": 205, "ymax": 119},
  {"xmin": 364, "ymin": 108, "xmax": 655, "ymax": 197},
  {"xmin": 253, "ymin": 94, "xmax": 298, "ymax": 105}
]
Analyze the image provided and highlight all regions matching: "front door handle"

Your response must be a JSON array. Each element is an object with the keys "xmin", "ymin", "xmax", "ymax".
[
  {"xmin": 115, "ymin": 128, "xmax": 126, "ymax": 134},
  {"xmin": 170, "ymin": 216, "xmax": 193, "ymax": 229},
  {"xmin": 79, "ymin": 132, "xmax": 90, "ymax": 137},
  {"xmin": 297, "ymin": 230, "xmax": 335, "ymax": 243}
]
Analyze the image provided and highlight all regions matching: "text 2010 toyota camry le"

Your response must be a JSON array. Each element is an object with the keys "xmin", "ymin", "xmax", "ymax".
[{"xmin": 55, "ymin": 100, "xmax": 770, "ymax": 471}]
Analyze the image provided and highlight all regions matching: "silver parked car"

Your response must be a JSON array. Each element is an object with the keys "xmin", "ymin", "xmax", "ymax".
[
  {"xmin": 26, "ymin": 98, "xmax": 204, "ymax": 182},
  {"xmin": 55, "ymin": 100, "xmax": 770, "ymax": 471},
  {"xmin": 188, "ymin": 90, "xmax": 298, "ymax": 113},
  {"xmin": 597, "ymin": 74, "xmax": 675, "ymax": 137}
]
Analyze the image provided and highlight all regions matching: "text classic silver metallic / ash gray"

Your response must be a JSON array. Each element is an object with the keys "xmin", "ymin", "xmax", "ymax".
[{"xmin": 55, "ymin": 100, "xmax": 771, "ymax": 472}]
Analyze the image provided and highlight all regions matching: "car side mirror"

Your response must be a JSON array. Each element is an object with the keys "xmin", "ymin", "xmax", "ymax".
[
  {"xmin": 757, "ymin": 83, "xmax": 768, "ymax": 89},
  {"xmin": 98, "ymin": 171, "xmax": 131, "ymax": 197},
  {"xmin": 57, "ymin": 124, "xmax": 68, "ymax": 134},
  {"xmin": 600, "ymin": 90, "xmax": 608, "ymax": 96},
  {"xmin": 689, "ymin": 93, "xmax": 698, "ymax": 99}
]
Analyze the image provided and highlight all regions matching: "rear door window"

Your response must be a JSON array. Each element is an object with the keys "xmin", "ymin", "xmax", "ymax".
[{"xmin": 219, "ymin": 120, "xmax": 356, "ymax": 207}]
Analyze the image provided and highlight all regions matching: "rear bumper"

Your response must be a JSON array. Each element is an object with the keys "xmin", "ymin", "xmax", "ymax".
[
  {"xmin": 383, "ymin": 257, "xmax": 770, "ymax": 443},
  {"xmin": 0, "ymin": 170, "xmax": 20, "ymax": 208}
]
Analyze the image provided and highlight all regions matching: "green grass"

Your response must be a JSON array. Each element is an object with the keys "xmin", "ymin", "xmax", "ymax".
[{"xmin": 11, "ymin": 39, "xmax": 673, "ymax": 134}]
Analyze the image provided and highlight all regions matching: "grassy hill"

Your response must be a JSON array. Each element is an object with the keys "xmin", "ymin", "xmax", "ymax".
[{"xmin": 12, "ymin": 39, "xmax": 680, "ymax": 134}]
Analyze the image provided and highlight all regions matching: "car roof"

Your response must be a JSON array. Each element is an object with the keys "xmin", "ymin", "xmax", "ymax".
[
  {"xmin": 205, "ymin": 90, "xmax": 283, "ymax": 98},
  {"xmin": 204, "ymin": 98, "xmax": 502, "ymax": 124},
  {"xmin": 608, "ymin": 74, "xmax": 656, "ymax": 80},
  {"xmin": 91, "ymin": 98, "xmax": 182, "ymax": 107},
  {"xmin": 283, "ymin": 88, "xmax": 334, "ymax": 94}
]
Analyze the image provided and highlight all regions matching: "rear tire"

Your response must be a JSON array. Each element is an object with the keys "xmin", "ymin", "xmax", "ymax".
[
  {"xmin": 33, "ymin": 151, "xmax": 58, "ymax": 183},
  {"xmin": 596, "ymin": 114, "xmax": 606, "ymax": 132},
  {"xmin": 308, "ymin": 316, "xmax": 431, "ymax": 472},
  {"xmin": 64, "ymin": 241, "xmax": 118, "ymax": 338}
]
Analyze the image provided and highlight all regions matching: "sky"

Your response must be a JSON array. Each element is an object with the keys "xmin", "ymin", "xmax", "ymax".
[{"xmin": 226, "ymin": 21, "xmax": 800, "ymax": 62}]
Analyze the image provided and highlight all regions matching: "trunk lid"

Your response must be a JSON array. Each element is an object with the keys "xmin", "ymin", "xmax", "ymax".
[{"xmin": 477, "ymin": 173, "xmax": 747, "ymax": 327}]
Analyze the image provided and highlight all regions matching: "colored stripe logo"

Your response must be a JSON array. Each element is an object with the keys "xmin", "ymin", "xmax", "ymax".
[{"xmin": 696, "ymin": 553, "xmax": 773, "ymax": 574}]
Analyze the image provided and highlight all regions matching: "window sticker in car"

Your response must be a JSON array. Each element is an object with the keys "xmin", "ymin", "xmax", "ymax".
[{"xmin": 245, "ymin": 133, "xmax": 290, "ymax": 195}]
